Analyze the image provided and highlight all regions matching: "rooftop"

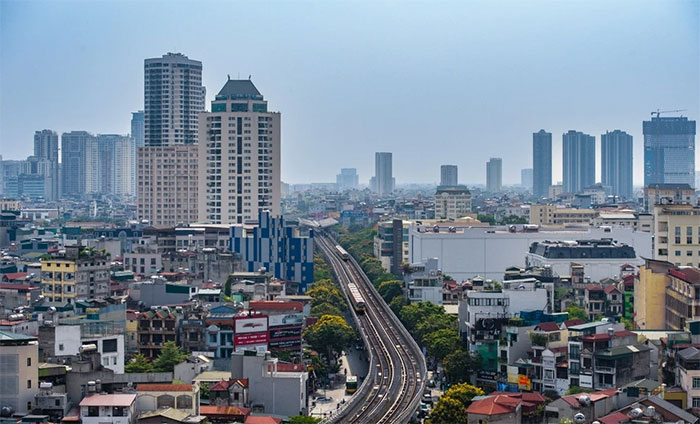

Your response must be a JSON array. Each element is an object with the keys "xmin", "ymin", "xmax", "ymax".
[
  {"xmin": 79, "ymin": 394, "xmax": 136, "ymax": 407},
  {"xmin": 137, "ymin": 384, "xmax": 193, "ymax": 392},
  {"xmin": 216, "ymin": 79, "xmax": 262, "ymax": 99}
]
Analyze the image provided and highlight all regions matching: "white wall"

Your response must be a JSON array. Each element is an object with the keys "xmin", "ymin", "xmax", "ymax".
[{"xmin": 410, "ymin": 226, "xmax": 652, "ymax": 281}]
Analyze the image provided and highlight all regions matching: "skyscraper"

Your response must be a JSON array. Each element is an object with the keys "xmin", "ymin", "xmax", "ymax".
[
  {"xmin": 32, "ymin": 130, "xmax": 59, "ymax": 200},
  {"xmin": 643, "ymin": 116, "xmax": 696, "ymax": 187},
  {"xmin": 521, "ymin": 168, "xmax": 533, "ymax": 189},
  {"xmin": 375, "ymin": 152, "xmax": 393, "ymax": 195},
  {"xmin": 144, "ymin": 53, "xmax": 204, "ymax": 146},
  {"xmin": 61, "ymin": 131, "xmax": 95, "ymax": 198},
  {"xmin": 440, "ymin": 165, "xmax": 458, "ymax": 186},
  {"xmin": 562, "ymin": 130, "xmax": 595, "ymax": 194},
  {"xmin": 96, "ymin": 134, "xmax": 135, "ymax": 196},
  {"xmin": 198, "ymin": 78, "xmax": 281, "ymax": 224},
  {"xmin": 486, "ymin": 158, "xmax": 502, "ymax": 192},
  {"xmin": 139, "ymin": 53, "xmax": 204, "ymax": 225},
  {"xmin": 533, "ymin": 130, "xmax": 552, "ymax": 198},
  {"xmin": 601, "ymin": 130, "xmax": 633, "ymax": 199},
  {"xmin": 131, "ymin": 111, "xmax": 145, "ymax": 148},
  {"xmin": 336, "ymin": 168, "xmax": 359, "ymax": 190}
]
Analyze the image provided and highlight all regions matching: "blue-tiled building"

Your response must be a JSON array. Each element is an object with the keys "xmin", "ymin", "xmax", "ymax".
[{"xmin": 230, "ymin": 211, "xmax": 313, "ymax": 293}]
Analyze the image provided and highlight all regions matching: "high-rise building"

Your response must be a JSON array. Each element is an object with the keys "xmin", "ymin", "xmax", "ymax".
[
  {"xmin": 374, "ymin": 152, "xmax": 393, "ymax": 195},
  {"xmin": 601, "ymin": 130, "xmax": 633, "ymax": 199},
  {"xmin": 440, "ymin": 165, "xmax": 458, "ymax": 186},
  {"xmin": 643, "ymin": 116, "xmax": 696, "ymax": 187},
  {"xmin": 198, "ymin": 78, "xmax": 281, "ymax": 225},
  {"xmin": 144, "ymin": 53, "xmax": 204, "ymax": 146},
  {"xmin": 521, "ymin": 168, "xmax": 533, "ymax": 189},
  {"xmin": 435, "ymin": 185, "xmax": 472, "ymax": 220},
  {"xmin": 336, "ymin": 168, "xmax": 359, "ymax": 190},
  {"xmin": 562, "ymin": 130, "xmax": 595, "ymax": 194},
  {"xmin": 61, "ymin": 131, "xmax": 95, "ymax": 198},
  {"xmin": 114, "ymin": 136, "xmax": 136, "ymax": 197},
  {"xmin": 131, "ymin": 111, "xmax": 145, "ymax": 148},
  {"xmin": 33, "ymin": 130, "xmax": 59, "ymax": 200},
  {"xmin": 486, "ymin": 157, "xmax": 502, "ymax": 192},
  {"xmin": 139, "ymin": 53, "xmax": 205, "ymax": 225},
  {"xmin": 533, "ymin": 130, "xmax": 552, "ymax": 198},
  {"xmin": 85, "ymin": 137, "xmax": 99, "ymax": 194}
]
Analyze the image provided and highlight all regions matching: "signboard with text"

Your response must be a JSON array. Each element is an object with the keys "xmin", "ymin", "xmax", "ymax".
[
  {"xmin": 234, "ymin": 316, "xmax": 268, "ymax": 334},
  {"xmin": 268, "ymin": 313, "xmax": 303, "ymax": 328}
]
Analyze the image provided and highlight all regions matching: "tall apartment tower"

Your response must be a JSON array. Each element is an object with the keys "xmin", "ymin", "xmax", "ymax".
[
  {"xmin": 643, "ymin": 116, "xmax": 696, "ymax": 187},
  {"xmin": 533, "ymin": 130, "xmax": 552, "ymax": 198},
  {"xmin": 601, "ymin": 130, "xmax": 633, "ymax": 199},
  {"xmin": 562, "ymin": 130, "xmax": 595, "ymax": 194},
  {"xmin": 61, "ymin": 131, "xmax": 95, "ymax": 198},
  {"xmin": 440, "ymin": 165, "xmax": 458, "ymax": 186},
  {"xmin": 138, "ymin": 53, "xmax": 204, "ymax": 225},
  {"xmin": 33, "ymin": 130, "xmax": 59, "ymax": 200},
  {"xmin": 375, "ymin": 152, "xmax": 393, "ymax": 195},
  {"xmin": 198, "ymin": 78, "xmax": 281, "ymax": 224},
  {"xmin": 336, "ymin": 168, "xmax": 359, "ymax": 190},
  {"xmin": 521, "ymin": 168, "xmax": 533, "ymax": 189},
  {"xmin": 131, "ymin": 111, "xmax": 145, "ymax": 148},
  {"xmin": 486, "ymin": 157, "xmax": 502, "ymax": 192}
]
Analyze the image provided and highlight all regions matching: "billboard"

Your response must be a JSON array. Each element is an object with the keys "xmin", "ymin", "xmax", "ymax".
[
  {"xmin": 234, "ymin": 332, "xmax": 269, "ymax": 346},
  {"xmin": 269, "ymin": 327, "xmax": 302, "ymax": 339},
  {"xmin": 235, "ymin": 343, "xmax": 268, "ymax": 353},
  {"xmin": 235, "ymin": 316, "xmax": 268, "ymax": 334},
  {"xmin": 268, "ymin": 313, "xmax": 304, "ymax": 328},
  {"xmin": 269, "ymin": 339, "xmax": 302, "ymax": 350}
]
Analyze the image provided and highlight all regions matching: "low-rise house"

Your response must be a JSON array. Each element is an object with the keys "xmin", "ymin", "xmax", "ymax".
[
  {"xmin": 466, "ymin": 392, "xmax": 546, "ymax": 424},
  {"xmin": 529, "ymin": 322, "xmax": 569, "ymax": 394},
  {"xmin": 174, "ymin": 355, "xmax": 212, "ymax": 383},
  {"xmin": 676, "ymin": 346, "xmax": 700, "ymax": 410},
  {"xmin": 199, "ymin": 405, "xmax": 250, "ymax": 423},
  {"xmin": 209, "ymin": 378, "xmax": 249, "ymax": 408},
  {"xmin": 79, "ymin": 394, "xmax": 137, "ymax": 424},
  {"xmin": 136, "ymin": 384, "xmax": 199, "ymax": 415},
  {"xmin": 137, "ymin": 408, "xmax": 207, "ymax": 424},
  {"xmin": 137, "ymin": 307, "xmax": 179, "ymax": 359}
]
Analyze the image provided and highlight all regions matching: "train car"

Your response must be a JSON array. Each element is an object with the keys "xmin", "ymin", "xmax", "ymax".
[
  {"xmin": 347, "ymin": 282, "xmax": 366, "ymax": 314},
  {"xmin": 346, "ymin": 376, "xmax": 358, "ymax": 394},
  {"xmin": 335, "ymin": 244, "xmax": 350, "ymax": 261}
]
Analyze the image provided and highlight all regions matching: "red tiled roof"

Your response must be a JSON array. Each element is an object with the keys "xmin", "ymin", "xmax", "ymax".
[
  {"xmin": 613, "ymin": 330, "xmax": 636, "ymax": 338},
  {"xmin": 586, "ymin": 284, "xmax": 604, "ymax": 291},
  {"xmin": 0, "ymin": 319, "xmax": 27, "ymax": 326},
  {"xmin": 0, "ymin": 283, "xmax": 38, "ymax": 291},
  {"xmin": 670, "ymin": 268, "xmax": 700, "ymax": 284},
  {"xmin": 581, "ymin": 333, "xmax": 611, "ymax": 342},
  {"xmin": 200, "ymin": 405, "xmax": 250, "ymax": 417},
  {"xmin": 466, "ymin": 394, "xmax": 521, "ymax": 416},
  {"xmin": 245, "ymin": 417, "xmax": 282, "ymax": 424},
  {"xmin": 604, "ymin": 285, "xmax": 621, "ymax": 294},
  {"xmin": 561, "ymin": 388, "xmax": 619, "ymax": 408},
  {"xmin": 137, "ymin": 384, "xmax": 192, "ymax": 392},
  {"xmin": 535, "ymin": 322, "xmax": 560, "ymax": 332},
  {"xmin": 2, "ymin": 272, "xmax": 28, "ymax": 280},
  {"xmin": 598, "ymin": 412, "xmax": 630, "ymax": 424},
  {"xmin": 210, "ymin": 378, "xmax": 249, "ymax": 391},
  {"xmin": 276, "ymin": 363, "xmax": 304, "ymax": 372},
  {"xmin": 79, "ymin": 394, "xmax": 136, "ymax": 407},
  {"xmin": 248, "ymin": 300, "xmax": 303, "ymax": 312},
  {"xmin": 563, "ymin": 319, "xmax": 585, "ymax": 327}
]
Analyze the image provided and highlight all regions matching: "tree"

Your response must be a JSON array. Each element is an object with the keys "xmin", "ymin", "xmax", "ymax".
[
  {"xmin": 424, "ymin": 328, "xmax": 461, "ymax": 361},
  {"xmin": 621, "ymin": 316, "xmax": 634, "ymax": 330},
  {"xmin": 378, "ymin": 280, "xmax": 403, "ymax": 303},
  {"xmin": 313, "ymin": 255, "xmax": 332, "ymax": 281},
  {"xmin": 389, "ymin": 295, "xmax": 407, "ymax": 317},
  {"xmin": 307, "ymin": 285, "xmax": 346, "ymax": 309},
  {"xmin": 565, "ymin": 386, "xmax": 587, "ymax": 395},
  {"xmin": 287, "ymin": 417, "xmax": 321, "ymax": 424},
  {"xmin": 125, "ymin": 353, "xmax": 153, "ymax": 373},
  {"xmin": 360, "ymin": 257, "xmax": 386, "ymax": 282},
  {"xmin": 199, "ymin": 382, "xmax": 210, "ymax": 400},
  {"xmin": 429, "ymin": 383, "xmax": 484, "ymax": 424},
  {"xmin": 415, "ymin": 313, "xmax": 456, "ymax": 345},
  {"xmin": 443, "ymin": 349, "xmax": 479, "ymax": 382},
  {"xmin": 442, "ymin": 274, "xmax": 455, "ymax": 282},
  {"xmin": 500, "ymin": 215, "xmax": 527, "ymax": 225},
  {"xmin": 310, "ymin": 302, "xmax": 344, "ymax": 318},
  {"xmin": 303, "ymin": 314, "xmax": 355, "ymax": 360},
  {"xmin": 399, "ymin": 302, "xmax": 445, "ymax": 334},
  {"xmin": 152, "ymin": 341, "xmax": 187, "ymax": 372},
  {"xmin": 566, "ymin": 305, "xmax": 587, "ymax": 321},
  {"xmin": 477, "ymin": 214, "xmax": 496, "ymax": 225}
]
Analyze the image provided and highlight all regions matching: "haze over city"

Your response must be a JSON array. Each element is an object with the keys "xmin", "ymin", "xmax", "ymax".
[{"xmin": 1, "ymin": 0, "xmax": 698, "ymax": 185}]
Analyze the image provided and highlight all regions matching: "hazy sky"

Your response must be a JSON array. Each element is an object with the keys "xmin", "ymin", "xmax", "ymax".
[{"xmin": 1, "ymin": 1, "xmax": 698, "ymax": 185}]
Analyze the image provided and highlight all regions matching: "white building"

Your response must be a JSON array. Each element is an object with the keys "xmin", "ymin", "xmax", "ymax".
[
  {"xmin": 198, "ymin": 79, "xmax": 281, "ymax": 224},
  {"xmin": 435, "ymin": 185, "xmax": 472, "ymax": 220},
  {"xmin": 409, "ymin": 224, "xmax": 652, "ymax": 281},
  {"xmin": 79, "ymin": 393, "xmax": 136, "ymax": 424},
  {"xmin": 405, "ymin": 258, "xmax": 443, "ymax": 305},
  {"xmin": 49, "ymin": 325, "xmax": 125, "ymax": 374}
]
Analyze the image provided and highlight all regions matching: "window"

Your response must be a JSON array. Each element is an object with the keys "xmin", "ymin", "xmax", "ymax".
[
  {"xmin": 88, "ymin": 406, "xmax": 99, "ymax": 417},
  {"xmin": 675, "ymin": 227, "xmax": 681, "ymax": 244},
  {"xmin": 693, "ymin": 377, "xmax": 700, "ymax": 389},
  {"xmin": 675, "ymin": 251, "xmax": 681, "ymax": 256},
  {"xmin": 688, "ymin": 251, "xmax": 694, "ymax": 257},
  {"xmin": 27, "ymin": 380, "xmax": 31, "ymax": 389},
  {"xmin": 688, "ymin": 227, "xmax": 694, "ymax": 244},
  {"xmin": 27, "ymin": 357, "xmax": 31, "ymax": 366},
  {"xmin": 694, "ymin": 397, "xmax": 700, "ymax": 408}
]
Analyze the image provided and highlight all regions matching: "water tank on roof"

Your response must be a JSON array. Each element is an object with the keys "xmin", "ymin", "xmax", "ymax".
[
  {"xmin": 628, "ymin": 408, "xmax": 643, "ymax": 418},
  {"xmin": 573, "ymin": 413, "xmax": 586, "ymax": 424},
  {"xmin": 578, "ymin": 395, "xmax": 591, "ymax": 405}
]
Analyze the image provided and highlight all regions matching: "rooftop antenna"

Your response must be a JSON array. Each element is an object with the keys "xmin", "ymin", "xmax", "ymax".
[
  {"xmin": 651, "ymin": 109, "xmax": 687, "ymax": 118},
  {"xmin": 249, "ymin": 74, "xmax": 251, "ymax": 80},
  {"xmin": 227, "ymin": 74, "xmax": 230, "ymax": 81}
]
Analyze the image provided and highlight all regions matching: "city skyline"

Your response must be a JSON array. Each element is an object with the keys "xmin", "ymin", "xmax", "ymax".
[{"xmin": 1, "ymin": 1, "xmax": 698, "ymax": 185}]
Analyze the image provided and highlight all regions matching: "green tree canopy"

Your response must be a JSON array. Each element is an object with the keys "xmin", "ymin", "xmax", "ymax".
[
  {"xmin": 125, "ymin": 353, "xmax": 153, "ymax": 373},
  {"xmin": 313, "ymin": 255, "xmax": 332, "ymax": 281},
  {"xmin": 378, "ymin": 280, "xmax": 403, "ymax": 303},
  {"xmin": 287, "ymin": 416, "xmax": 321, "ymax": 424},
  {"xmin": 565, "ymin": 386, "xmax": 588, "ymax": 395},
  {"xmin": 428, "ymin": 396, "xmax": 467, "ymax": 424},
  {"xmin": 399, "ymin": 301, "xmax": 445, "ymax": 334},
  {"xmin": 477, "ymin": 214, "xmax": 496, "ymax": 225},
  {"xmin": 424, "ymin": 328, "xmax": 462, "ymax": 361},
  {"xmin": 310, "ymin": 302, "xmax": 344, "ymax": 318},
  {"xmin": 303, "ymin": 314, "xmax": 355, "ymax": 360},
  {"xmin": 566, "ymin": 304, "xmax": 587, "ymax": 321},
  {"xmin": 415, "ymin": 313, "xmax": 456, "ymax": 345},
  {"xmin": 501, "ymin": 215, "xmax": 528, "ymax": 225},
  {"xmin": 152, "ymin": 341, "xmax": 188, "ymax": 372},
  {"xmin": 307, "ymin": 285, "xmax": 346, "ymax": 309},
  {"xmin": 443, "ymin": 349, "xmax": 479, "ymax": 383},
  {"xmin": 389, "ymin": 295, "xmax": 407, "ymax": 317}
]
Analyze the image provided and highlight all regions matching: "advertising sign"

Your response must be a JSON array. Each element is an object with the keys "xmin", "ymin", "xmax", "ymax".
[
  {"xmin": 268, "ymin": 313, "xmax": 304, "ymax": 328},
  {"xmin": 518, "ymin": 375, "xmax": 531, "ymax": 391},
  {"xmin": 234, "ymin": 332, "xmax": 269, "ymax": 346},
  {"xmin": 269, "ymin": 339, "xmax": 302, "ymax": 350},
  {"xmin": 235, "ymin": 344, "xmax": 268, "ymax": 353},
  {"xmin": 235, "ymin": 316, "xmax": 268, "ymax": 334},
  {"xmin": 269, "ymin": 327, "xmax": 302, "ymax": 339}
]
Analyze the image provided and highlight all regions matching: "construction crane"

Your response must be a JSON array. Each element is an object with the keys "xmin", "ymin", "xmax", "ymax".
[{"xmin": 651, "ymin": 109, "xmax": 687, "ymax": 118}]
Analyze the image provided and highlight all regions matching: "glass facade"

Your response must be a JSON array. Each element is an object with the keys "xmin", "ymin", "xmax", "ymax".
[{"xmin": 643, "ymin": 117, "xmax": 696, "ymax": 187}]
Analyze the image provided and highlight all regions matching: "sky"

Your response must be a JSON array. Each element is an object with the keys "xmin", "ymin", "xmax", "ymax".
[{"xmin": 1, "ymin": 0, "xmax": 698, "ymax": 186}]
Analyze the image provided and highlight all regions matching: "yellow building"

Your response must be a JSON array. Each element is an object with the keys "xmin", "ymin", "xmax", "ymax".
[
  {"xmin": 653, "ymin": 204, "xmax": 700, "ymax": 266},
  {"xmin": 529, "ymin": 204, "xmax": 597, "ymax": 226},
  {"xmin": 634, "ymin": 259, "xmax": 674, "ymax": 329},
  {"xmin": 41, "ymin": 259, "xmax": 77, "ymax": 303}
]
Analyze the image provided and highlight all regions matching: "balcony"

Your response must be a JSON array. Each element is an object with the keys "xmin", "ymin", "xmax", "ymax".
[{"xmin": 595, "ymin": 366, "xmax": 615, "ymax": 374}]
